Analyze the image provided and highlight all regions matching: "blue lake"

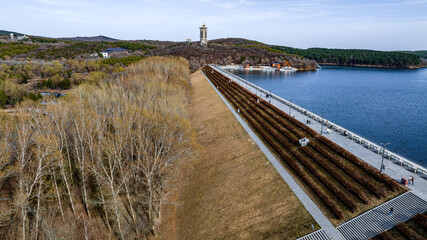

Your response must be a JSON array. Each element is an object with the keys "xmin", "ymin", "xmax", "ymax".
[{"xmin": 230, "ymin": 66, "xmax": 427, "ymax": 167}]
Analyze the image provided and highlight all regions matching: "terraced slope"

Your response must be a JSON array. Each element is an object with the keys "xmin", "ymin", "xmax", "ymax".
[
  {"xmin": 371, "ymin": 212, "xmax": 427, "ymax": 240},
  {"xmin": 202, "ymin": 66, "xmax": 406, "ymax": 225}
]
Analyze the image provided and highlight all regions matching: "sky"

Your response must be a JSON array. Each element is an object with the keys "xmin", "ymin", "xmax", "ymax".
[{"xmin": 1, "ymin": 0, "xmax": 426, "ymax": 50}]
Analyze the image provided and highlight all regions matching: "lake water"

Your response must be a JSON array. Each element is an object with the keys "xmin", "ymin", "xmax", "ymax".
[{"xmin": 230, "ymin": 66, "xmax": 427, "ymax": 167}]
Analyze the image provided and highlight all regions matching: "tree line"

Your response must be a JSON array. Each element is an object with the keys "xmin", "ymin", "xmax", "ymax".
[
  {"xmin": 32, "ymin": 41, "xmax": 155, "ymax": 60},
  {"xmin": 212, "ymin": 38, "xmax": 422, "ymax": 67},
  {"xmin": 0, "ymin": 40, "xmax": 155, "ymax": 60},
  {"xmin": 0, "ymin": 42, "xmax": 38, "ymax": 59},
  {"xmin": 0, "ymin": 58, "xmax": 134, "ymax": 108},
  {"xmin": 100, "ymin": 55, "xmax": 145, "ymax": 66},
  {"xmin": 150, "ymin": 42, "xmax": 318, "ymax": 72},
  {"xmin": 271, "ymin": 46, "xmax": 421, "ymax": 67},
  {"xmin": 0, "ymin": 56, "xmax": 198, "ymax": 239}
]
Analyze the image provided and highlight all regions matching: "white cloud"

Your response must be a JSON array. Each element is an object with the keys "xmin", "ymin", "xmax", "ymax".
[
  {"xmin": 214, "ymin": 0, "xmax": 255, "ymax": 9},
  {"xmin": 33, "ymin": 0, "xmax": 94, "ymax": 7}
]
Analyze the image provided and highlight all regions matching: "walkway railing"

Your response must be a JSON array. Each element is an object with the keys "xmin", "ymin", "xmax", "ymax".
[{"xmin": 211, "ymin": 64, "xmax": 427, "ymax": 178}]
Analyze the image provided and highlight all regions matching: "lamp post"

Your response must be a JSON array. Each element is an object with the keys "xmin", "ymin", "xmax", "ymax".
[
  {"xmin": 380, "ymin": 142, "xmax": 391, "ymax": 172},
  {"xmin": 320, "ymin": 114, "xmax": 325, "ymax": 135},
  {"xmin": 268, "ymin": 90, "xmax": 273, "ymax": 103},
  {"xmin": 289, "ymin": 99, "xmax": 293, "ymax": 116}
]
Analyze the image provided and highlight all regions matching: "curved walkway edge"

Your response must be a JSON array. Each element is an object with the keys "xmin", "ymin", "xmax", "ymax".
[{"xmin": 200, "ymin": 70, "xmax": 345, "ymax": 240}]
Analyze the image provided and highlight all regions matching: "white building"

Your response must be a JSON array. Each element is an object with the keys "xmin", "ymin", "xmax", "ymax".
[
  {"xmin": 199, "ymin": 23, "xmax": 207, "ymax": 47},
  {"xmin": 10, "ymin": 33, "xmax": 29, "ymax": 41},
  {"xmin": 100, "ymin": 47, "xmax": 128, "ymax": 59},
  {"xmin": 16, "ymin": 35, "xmax": 29, "ymax": 41}
]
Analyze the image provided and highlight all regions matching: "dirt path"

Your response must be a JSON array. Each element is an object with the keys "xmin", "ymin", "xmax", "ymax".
[{"xmin": 157, "ymin": 71, "xmax": 318, "ymax": 239}]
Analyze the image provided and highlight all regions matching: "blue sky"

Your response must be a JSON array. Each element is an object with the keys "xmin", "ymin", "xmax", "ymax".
[{"xmin": 1, "ymin": 0, "xmax": 426, "ymax": 50}]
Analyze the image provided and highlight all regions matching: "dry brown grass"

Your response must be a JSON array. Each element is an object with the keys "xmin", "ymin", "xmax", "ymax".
[{"xmin": 159, "ymin": 71, "xmax": 318, "ymax": 240}]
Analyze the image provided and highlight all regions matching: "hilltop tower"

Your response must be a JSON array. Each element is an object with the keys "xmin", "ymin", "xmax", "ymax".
[{"xmin": 199, "ymin": 23, "xmax": 207, "ymax": 47}]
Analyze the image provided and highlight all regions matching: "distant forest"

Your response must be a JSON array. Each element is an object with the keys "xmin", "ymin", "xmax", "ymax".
[
  {"xmin": 210, "ymin": 38, "xmax": 422, "ymax": 67},
  {"xmin": 270, "ymin": 46, "xmax": 421, "ymax": 67},
  {"xmin": 0, "ymin": 38, "xmax": 155, "ymax": 59},
  {"xmin": 397, "ymin": 50, "xmax": 427, "ymax": 59},
  {"xmin": 0, "ymin": 33, "xmax": 424, "ymax": 68}
]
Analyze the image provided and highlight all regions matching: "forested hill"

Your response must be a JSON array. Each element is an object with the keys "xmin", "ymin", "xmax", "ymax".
[
  {"xmin": 271, "ymin": 46, "xmax": 421, "ymax": 67},
  {"xmin": 210, "ymin": 38, "xmax": 421, "ymax": 68},
  {"xmin": 60, "ymin": 35, "xmax": 118, "ymax": 42},
  {"xmin": 397, "ymin": 50, "xmax": 427, "ymax": 59},
  {"xmin": 0, "ymin": 30, "xmax": 24, "ymax": 36},
  {"xmin": 151, "ymin": 41, "xmax": 318, "ymax": 72}
]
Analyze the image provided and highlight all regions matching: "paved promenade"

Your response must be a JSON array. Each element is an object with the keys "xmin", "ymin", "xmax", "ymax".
[
  {"xmin": 266, "ymin": 95, "xmax": 427, "ymax": 200},
  {"xmin": 201, "ymin": 70, "xmax": 345, "ymax": 240}
]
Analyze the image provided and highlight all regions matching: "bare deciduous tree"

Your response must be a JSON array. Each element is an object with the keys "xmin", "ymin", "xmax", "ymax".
[{"xmin": 0, "ymin": 56, "xmax": 198, "ymax": 240}]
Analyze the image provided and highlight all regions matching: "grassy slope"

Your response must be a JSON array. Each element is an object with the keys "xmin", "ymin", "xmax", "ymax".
[{"xmin": 166, "ymin": 71, "xmax": 318, "ymax": 239}]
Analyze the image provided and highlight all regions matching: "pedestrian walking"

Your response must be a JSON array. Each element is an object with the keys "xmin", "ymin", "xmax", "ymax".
[
  {"xmin": 382, "ymin": 164, "xmax": 385, "ymax": 172},
  {"xmin": 388, "ymin": 207, "xmax": 394, "ymax": 216},
  {"xmin": 411, "ymin": 176, "xmax": 414, "ymax": 186}
]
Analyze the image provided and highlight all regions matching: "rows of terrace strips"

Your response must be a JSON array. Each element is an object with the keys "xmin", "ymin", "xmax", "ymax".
[
  {"xmin": 201, "ymin": 66, "xmax": 406, "ymax": 223},
  {"xmin": 371, "ymin": 212, "xmax": 427, "ymax": 240}
]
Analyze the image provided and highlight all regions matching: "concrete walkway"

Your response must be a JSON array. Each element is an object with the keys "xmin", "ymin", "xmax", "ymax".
[
  {"xmin": 297, "ymin": 229, "xmax": 329, "ymax": 240},
  {"xmin": 337, "ymin": 192, "xmax": 427, "ymax": 240},
  {"xmin": 200, "ymin": 70, "xmax": 345, "ymax": 240},
  {"xmin": 218, "ymin": 68, "xmax": 427, "ymax": 203}
]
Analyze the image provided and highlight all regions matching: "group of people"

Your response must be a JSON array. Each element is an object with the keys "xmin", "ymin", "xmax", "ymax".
[{"xmin": 306, "ymin": 119, "xmax": 312, "ymax": 124}]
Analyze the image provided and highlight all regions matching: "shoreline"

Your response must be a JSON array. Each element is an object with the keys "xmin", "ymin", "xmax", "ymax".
[{"xmin": 318, "ymin": 62, "xmax": 424, "ymax": 69}]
